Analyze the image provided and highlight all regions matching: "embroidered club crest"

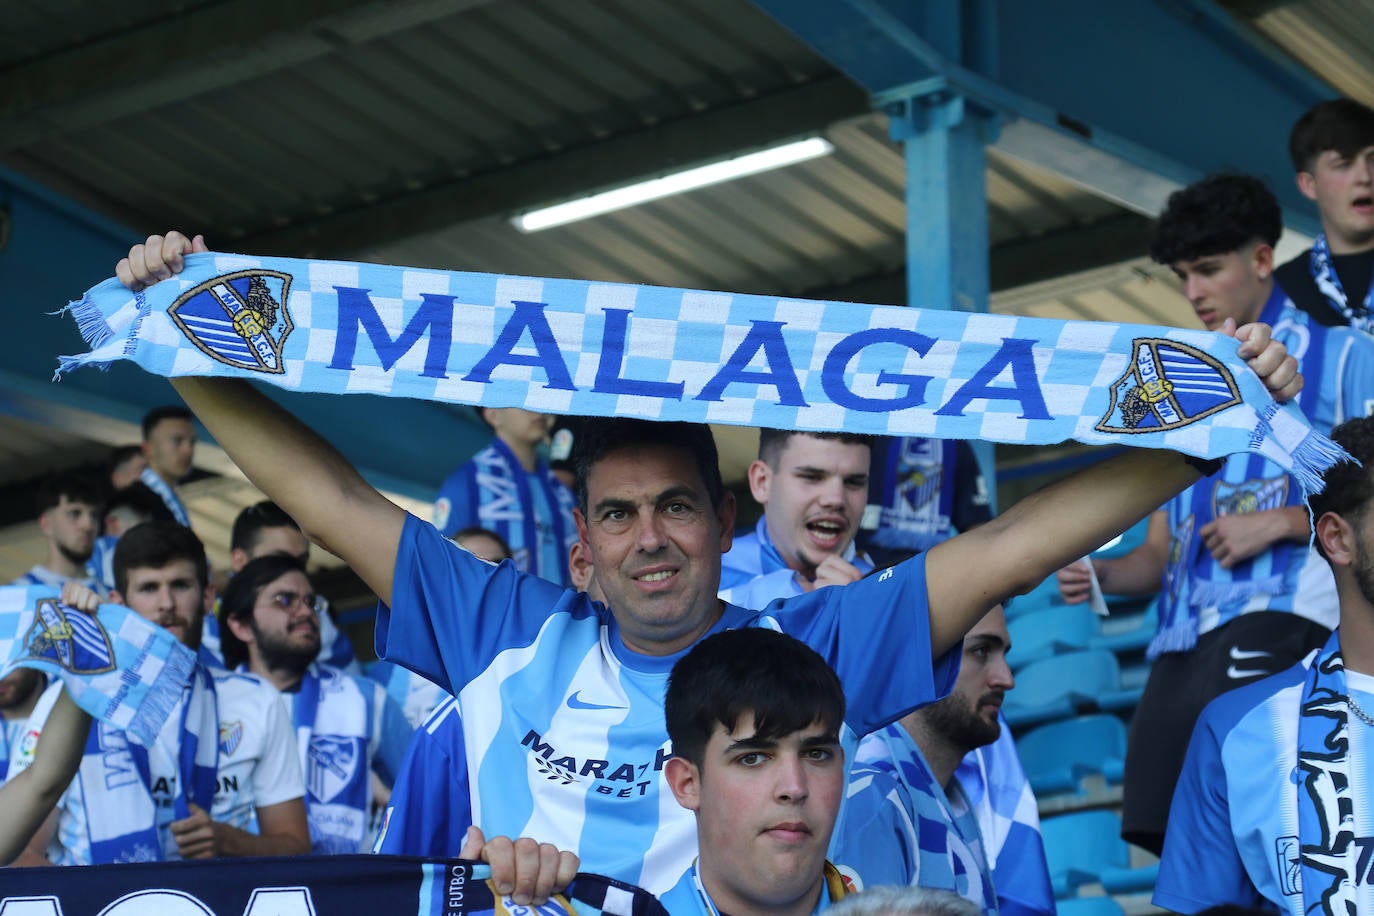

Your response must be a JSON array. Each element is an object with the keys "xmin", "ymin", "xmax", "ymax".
[
  {"xmin": 219, "ymin": 720, "xmax": 244, "ymax": 757},
  {"xmin": 1164, "ymin": 514, "xmax": 1196, "ymax": 606},
  {"xmin": 1212, "ymin": 475, "xmax": 1289, "ymax": 518},
  {"xmin": 19, "ymin": 599, "xmax": 115, "ymax": 675},
  {"xmin": 1096, "ymin": 338, "xmax": 1241, "ymax": 434},
  {"xmin": 168, "ymin": 270, "xmax": 294, "ymax": 373},
  {"xmin": 307, "ymin": 735, "xmax": 360, "ymax": 803}
]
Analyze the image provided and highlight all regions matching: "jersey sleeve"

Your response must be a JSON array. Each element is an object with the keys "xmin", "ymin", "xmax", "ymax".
[
  {"xmin": 767, "ymin": 553, "xmax": 958, "ymax": 738},
  {"xmin": 368, "ymin": 683, "xmax": 415, "ymax": 788},
  {"xmin": 373, "ymin": 700, "xmax": 471, "ymax": 856},
  {"xmin": 1153, "ymin": 703, "xmax": 1262, "ymax": 912},
  {"xmin": 252, "ymin": 680, "xmax": 306, "ymax": 810},
  {"xmin": 432, "ymin": 465, "xmax": 475, "ymax": 537},
  {"xmin": 375, "ymin": 514, "xmax": 586, "ymax": 695},
  {"xmin": 829, "ymin": 766, "xmax": 917, "ymax": 888}
]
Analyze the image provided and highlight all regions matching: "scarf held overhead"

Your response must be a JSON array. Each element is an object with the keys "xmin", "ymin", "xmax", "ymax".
[
  {"xmin": 59, "ymin": 253, "xmax": 1344, "ymax": 491},
  {"xmin": 0, "ymin": 586, "xmax": 195, "ymax": 747}
]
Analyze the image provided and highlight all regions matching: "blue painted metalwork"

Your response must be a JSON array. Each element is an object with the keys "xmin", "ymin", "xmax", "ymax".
[
  {"xmin": 0, "ymin": 165, "xmax": 485, "ymax": 500},
  {"xmin": 751, "ymin": 0, "xmax": 1332, "ymax": 230}
]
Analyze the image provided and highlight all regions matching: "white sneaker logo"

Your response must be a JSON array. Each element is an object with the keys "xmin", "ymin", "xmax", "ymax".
[{"xmin": 1226, "ymin": 646, "xmax": 1273, "ymax": 680}]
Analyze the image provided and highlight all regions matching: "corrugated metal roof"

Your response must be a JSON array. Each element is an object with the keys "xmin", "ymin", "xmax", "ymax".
[{"xmin": 1242, "ymin": 0, "xmax": 1374, "ymax": 108}]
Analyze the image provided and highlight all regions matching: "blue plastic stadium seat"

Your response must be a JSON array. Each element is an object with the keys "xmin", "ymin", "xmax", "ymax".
[
  {"xmin": 1041, "ymin": 809, "xmax": 1159, "ymax": 898},
  {"xmin": 1056, "ymin": 897, "xmax": 1125, "ymax": 916},
  {"xmin": 1091, "ymin": 599, "xmax": 1159, "ymax": 656},
  {"xmin": 1005, "ymin": 577, "xmax": 1064, "ymax": 620},
  {"xmin": 1016, "ymin": 714, "xmax": 1127, "ymax": 796},
  {"xmin": 1003, "ymin": 650, "xmax": 1143, "ymax": 729},
  {"xmin": 1008, "ymin": 604, "xmax": 1097, "ymax": 671}
]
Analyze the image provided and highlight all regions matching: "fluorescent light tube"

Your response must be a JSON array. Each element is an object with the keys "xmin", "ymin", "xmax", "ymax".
[{"xmin": 512, "ymin": 136, "xmax": 835, "ymax": 232}]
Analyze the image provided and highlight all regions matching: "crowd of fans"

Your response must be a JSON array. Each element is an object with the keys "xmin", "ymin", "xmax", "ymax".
[{"xmin": 2, "ymin": 96, "xmax": 1374, "ymax": 916}]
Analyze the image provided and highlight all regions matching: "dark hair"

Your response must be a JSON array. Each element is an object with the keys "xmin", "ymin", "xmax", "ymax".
[
  {"xmin": 665, "ymin": 628, "xmax": 845, "ymax": 767},
  {"xmin": 107, "ymin": 482, "xmax": 176, "ymax": 525},
  {"xmin": 34, "ymin": 472, "xmax": 105, "ymax": 518},
  {"xmin": 1149, "ymin": 174, "xmax": 1282, "ymax": 265},
  {"xmin": 230, "ymin": 501, "xmax": 301, "ymax": 554},
  {"xmin": 572, "ymin": 418, "xmax": 724, "ymax": 513},
  {"xmin": 113, "ymin": 521, "xmax": 208, "ymax": 595},
  {"xmin": 452, "ymin": 526, "xmax": 513, "ymax": 561},
  {"xmin": 1290, "ymin": 98, "xmax": 1374, "ymax": 173},
  {"xmin": 109, "ymin": 444, "xmax": 145, "ymax": 473},
  {"xmin": 141, "ymin": 405, "xmax": 193, "ymax": 441},
  {"xmin": 218, "ymin": 554, "xmax": 309, "ymax": 669},
  {"xmin": 757, "ymin": 428, "xmax": 878, "ymax": 466},
  {"xmin": 1309, "ymin": 416, "xmax": 1374, "ymax": 560}
]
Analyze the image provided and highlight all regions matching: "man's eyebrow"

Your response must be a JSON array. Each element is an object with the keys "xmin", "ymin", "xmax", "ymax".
[
  {"xmin": 967, "ymin": 633, "xmax": 1008, "ymax": 651},
  {"xmin": 723, "ymin": 736, "xmax": 778, "ymax": 754},
  {"xmin": 800, "ymin": 733, "xmax": 841, "ymax": 748},
  {"xmin": 591, "ymin": 496, "xmax": 635, "ymax": 515}
]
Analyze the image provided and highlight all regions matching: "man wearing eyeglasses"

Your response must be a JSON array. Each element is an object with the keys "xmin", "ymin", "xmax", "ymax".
[
  {"xmin": 217, "ymin": 553, "xmax": 412, "ymax": 855},
  {"xmin": 18, "ymin": 521, "xmax": 310, "ymax": 866}
]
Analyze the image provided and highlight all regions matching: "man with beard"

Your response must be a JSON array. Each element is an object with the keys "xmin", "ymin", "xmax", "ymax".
[
  {"xmin": 720, "ymin": 430, "xmax": 875, "ymax": 605},
  {"xmin": 11, "ymin": 475, "xmax": 105, "ymax": 595},
  {"xmin": 832, "ymin": 606, "xmax": 1044, "ymax": 915},
  {"xmin": 1156, "ymin": 416, "xmax": 1374, "ymax": 912},
  {"xmin": 219, "ymin": 554, "xmax": 411, "ymax": 854},
  {"xmin": 22, "ymin": 522, "xmax": 310, "ymax": 865},
  {"xmin": 139, "ymin": 406, "xmax": 198, "ymax": 528}
]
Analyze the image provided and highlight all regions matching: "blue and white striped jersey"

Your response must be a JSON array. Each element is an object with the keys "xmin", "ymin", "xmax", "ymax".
[{"xmin": 376, "ymin": 515, "xmax": 956, "ymax": 894}]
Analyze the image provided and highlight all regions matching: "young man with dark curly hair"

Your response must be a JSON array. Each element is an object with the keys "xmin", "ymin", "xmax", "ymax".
[
  {"xmin": 1056, "ymin": 173, "xmax": 1374, "ymax": 855},
  {"xmin": 1275, "ymin": 99, "xmax": 1374, "ymax": 336}
]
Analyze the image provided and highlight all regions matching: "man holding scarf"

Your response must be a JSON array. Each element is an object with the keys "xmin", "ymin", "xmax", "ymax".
[
  {"xmin": 114, "ymin": 230, "xmax": 1300, "ymax": 899},
  {"xmin": 1056, "ymin": 173, "xmax": 1374, "ymax": 855},
  {"xmin": 1156, "ymin": 415, "xmax": 1374, "ymax": 913},
  {"xmin": 24, "ymin": 521, "xmax": 309, "ymax": 865}
]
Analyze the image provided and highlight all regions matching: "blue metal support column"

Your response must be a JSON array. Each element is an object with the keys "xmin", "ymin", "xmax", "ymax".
[{"xmin": 885, "ymin": 83, "xmax": 1000, "ymax": 509}]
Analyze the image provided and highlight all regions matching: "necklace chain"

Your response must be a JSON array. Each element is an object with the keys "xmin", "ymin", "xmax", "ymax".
[{"xmin": 1347, "ymin": 691, "xmax": 1374, "ymax": 728}]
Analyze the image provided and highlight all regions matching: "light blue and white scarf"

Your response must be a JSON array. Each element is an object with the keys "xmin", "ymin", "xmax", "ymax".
[
  {"xmin": 58, "ymin": 253, "xmax": 1345, "ymax": 493},
  {"xmin": 291, "ymin": 663, "xmax": 374, "ymax": 854},
  {"xmin": 139, "ymin": 466, "xmax": 191, "ymax": 528},
  {"xmin": 78, "ymin": 663, "xmax": 219, "ymax": 864},
  {"xmin": 0, "ymin": 585, "xmax": 194, "ymax": 746}
]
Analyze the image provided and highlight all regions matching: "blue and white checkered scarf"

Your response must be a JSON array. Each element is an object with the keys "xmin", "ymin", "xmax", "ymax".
[
  {"xmin": 0, "ymin": 586, "xmax": 195, "ymax": 746},
  {"xmin": 58, "ymin": 252, "xmax": 1344, "ymax": 491}
]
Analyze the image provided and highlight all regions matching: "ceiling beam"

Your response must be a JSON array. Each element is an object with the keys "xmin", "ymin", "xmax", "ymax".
[
  {"xmin": 797, "ymin": 211, "xmax": 1153, "ymax": 307},
  {"xmin": 0, "ymin": 0, "xmax": 494, "ymax": 152},
  {"xmin": 238, "ymin": 75, "xmax": 871, "ymax": 257}
]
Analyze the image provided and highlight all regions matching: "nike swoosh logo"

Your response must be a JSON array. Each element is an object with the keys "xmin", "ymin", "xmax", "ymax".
[
  {"xmin": 1227, "ymin": 665, "xmax": 1271, "ymax": 680},
  {"xmin": 1229, "ymin": 647, "xmax": 1272, "ymax": 661},
  {"xmin": 566, "ymin": 690, "xmax": 627, "ymax": 711}
]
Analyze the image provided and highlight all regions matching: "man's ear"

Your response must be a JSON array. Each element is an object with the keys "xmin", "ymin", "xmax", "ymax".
[
  {"xmin": 37, "ymin": 510, "xmax": 53, "ymax": 538},
  {"xmin": 664, "ymin": 756, "xmax": 701, "ymax": 812},
  {"xmin": 1251, "ymin": 242, "xmax": 1276, "ymax": 281},
  {"xmin": 746, "ymin": 459, "xmax": 772, "ymax": 505},
  {"xmin": 109, "ymin": 589, "xmax": 126, "ymax": 607},
  {"xmin": 229, "ymin": 547, "xmax": 250, "ymax": 574},
  {"xmin": 202, "ymin": 583, "xmax": 216, "ymax": 617},
  {"xmin": 1316, "ymin": 511, "xmax": 1355, "ymax": 567},
  {"xmin": 224, "ymin": 611, "xmax": 254, "ymax": 644},
  {"xmin": 1297, "ymin": 170, "xmax": 1318, "ymax": 202},
  {"xmin": 716, "ymin": 491, "xmax": 737, "ymax": 554},
  {"xmin": 574, "ymin": 507, "xmax": 590, "ymax": 545}
]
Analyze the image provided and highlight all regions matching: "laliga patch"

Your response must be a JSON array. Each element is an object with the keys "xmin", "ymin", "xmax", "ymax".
[
  {"xmin": 19, "ymin": 599, "xmax": 115, "ymax": 675},
  {"xmin": 1096, "ymin": 338, "xmax": 1240, "ymax": 434},
  {"xmin": 169, "ymin": 269, "xmax": 294, "ymax": 373}
]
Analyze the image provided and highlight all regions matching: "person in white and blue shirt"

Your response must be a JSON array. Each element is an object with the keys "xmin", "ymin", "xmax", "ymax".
[
  {"xmin": 659, "ymin": 629, "xmax": 854, "ymax": 916},
  {"xmin": 1156, "ymin": 415, "xmax": 1374, "ymax": 913},
  {"xmin": 218, "ymin": 554, "xmax": 411, "ymax": 855},
  {"xmin": 720, "ymin": 430, "xmax": 876, "ymax": 604},
  {"xmin": 432, "ymin": 407, "xmax": 577, "ymax": 586},
  {"xmin": 1055, "ymin": 173, "xmax": 1374, "ymax": 855},
  {"xmin": 30, "ymin": 521, "xmax": 309, "ymax": 865},
  {"xmin": 833, "ymin": 606, "xmax": 1053, "ymax": 916},
  {"xmin": 10, "ymin": 473, "xmax": 105, "ymax": 597}
]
